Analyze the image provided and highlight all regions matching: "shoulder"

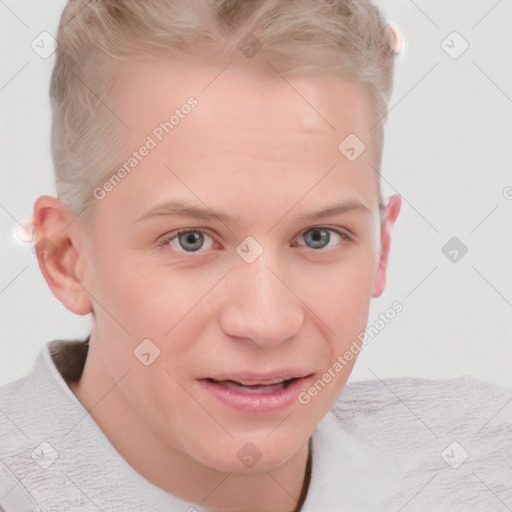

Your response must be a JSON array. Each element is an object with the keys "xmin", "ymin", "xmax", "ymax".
[
  {"xmin": 0, "ymin": 371, "xmax": 48, "ymax": 511},
  {"xmin": 0, "ymin": 344, "xmax": 88, "ymax": 511},
  {"xmin": 337, "ymin": 374, "xmax": 511, "ymax": 423},
  {"xmin": 332, "ymin": 376, "xmax": 512, "ymax": 510},
  {"xmin": 0, "ymin": 367, "xmax": 45, "ymax": 455}
]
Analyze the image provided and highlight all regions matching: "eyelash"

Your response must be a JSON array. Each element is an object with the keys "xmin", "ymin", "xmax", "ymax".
[{"xmin": 157, "ymin": 226, "xmax": 352, "ymax": 253}]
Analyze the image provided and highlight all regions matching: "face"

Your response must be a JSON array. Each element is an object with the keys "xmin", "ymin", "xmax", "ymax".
[{"xmin": 39, "ymin": 55, "xmax": 399, "ymax": 474}]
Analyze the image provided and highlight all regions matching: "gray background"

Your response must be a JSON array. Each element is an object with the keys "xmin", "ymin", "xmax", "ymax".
[{"xmin": 1, "ymin": 1, "xmax": 511, "ymax": 387}]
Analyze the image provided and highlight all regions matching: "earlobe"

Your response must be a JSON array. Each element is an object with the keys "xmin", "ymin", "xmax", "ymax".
[
  {"xmin": 372, "ymin": 194, "xmax": 401, "ymax": 298},
  {"xmin": 32, "ymin": 195, "xmax": 93, "ymax": 316}
]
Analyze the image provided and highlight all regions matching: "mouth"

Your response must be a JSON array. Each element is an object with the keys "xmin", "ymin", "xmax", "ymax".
[
  {"xmin": 197, "ymin": 373, "xmax": 313, "ymax": 413},
  {"xmin": 203, "ymin": 377, "xmax": 297, "ymax": 393}
]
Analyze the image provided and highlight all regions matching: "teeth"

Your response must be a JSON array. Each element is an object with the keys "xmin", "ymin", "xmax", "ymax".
[
  {"xmin": 212, "ymin": 377, "xmax": 292, "ymax": 386},
  {"xmin": 208, "ymin": 378, "xmax": 296, "ymax": 392},
  {"xmin": 221, "ymin": 380, "xmax": 290, "ymax": 392},
  {"xmin": 237, "ymin": 378, "xmax": 288, "ymax": 386}
]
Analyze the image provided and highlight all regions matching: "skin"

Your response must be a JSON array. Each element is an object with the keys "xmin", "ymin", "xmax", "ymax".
[{"xmin": 33, "ymin": 51, "xmax": 401, "ymax": 512}]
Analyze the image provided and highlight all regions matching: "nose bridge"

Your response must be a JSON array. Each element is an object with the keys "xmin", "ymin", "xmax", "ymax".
[
  {"xmin": 220, "ymin": 245, "xmax": 304, "ymax": 345},
  {"xmin": 235, "ymin": 248, "xmax": 287, "ymax": 316},
  {"xmin": 244, "ymin": 251, "xmax": 281, "ymax": 306}
]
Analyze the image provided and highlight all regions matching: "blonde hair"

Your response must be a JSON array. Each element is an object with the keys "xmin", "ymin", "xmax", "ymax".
[{"xmin": 50, "ymin": 0, "xmax": 397, "ymax": 218}]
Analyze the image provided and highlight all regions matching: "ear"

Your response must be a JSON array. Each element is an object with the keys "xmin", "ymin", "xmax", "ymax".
[
  {"xmin": 32, "ymin": 195, "xmax": 93, "ymax": 316},
  {"xmin": 372, "ymin": 193, "xmax": 401, "ymax": 298}
]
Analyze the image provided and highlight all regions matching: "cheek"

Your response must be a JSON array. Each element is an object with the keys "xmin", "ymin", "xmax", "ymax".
[
  {"xmin": 309, "ymin": 252, "xmax": 378, "ymax": 327},
  {"xmin": 86, "ymin": 243, "xmax": 169, "ymax": 324},
  {"xmin": 303, "ymin": 252, "xmax": 378, "ymax": 389},
  {"xmin": 121, "ymin": 361, "xmax": 193, "ymax": 438}
]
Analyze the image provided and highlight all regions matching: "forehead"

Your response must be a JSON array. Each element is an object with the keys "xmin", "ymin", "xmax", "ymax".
[
  {"xmin": 101, "ymin": 57, "xmax": 379, "ymax": 223},
  {"xmin": 112, "ymin": 56, "xmax": 374, "ymax": 140}
]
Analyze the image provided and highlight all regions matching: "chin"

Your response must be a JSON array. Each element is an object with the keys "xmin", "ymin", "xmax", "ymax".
[{"xmin": 188, "ymin": 434, "xmax": 303, "ymax": 473}]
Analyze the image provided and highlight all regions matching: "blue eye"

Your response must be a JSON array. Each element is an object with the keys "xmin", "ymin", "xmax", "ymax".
[
  {"xmin": 300, "ymin": 227, "xmax": 348, "ymax": 250},
  {"xmin": 159, "ymin": 226, "xmax": 350, "ymax": 254},
  {"xmin": 178, "ymin": 231, "xmax": 204, "ymax": 251},
  {"xmin": 160, "ymin": 230, "xmax": 214, "ymax": 252}
]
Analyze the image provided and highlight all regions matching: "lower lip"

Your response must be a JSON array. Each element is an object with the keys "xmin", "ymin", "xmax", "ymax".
[{"xmin": 197, "ymin": 377, "xmax": 311, "ymax": 413}]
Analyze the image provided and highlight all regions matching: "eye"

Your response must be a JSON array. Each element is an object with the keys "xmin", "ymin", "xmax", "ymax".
[
  {"xmin": 158, "ymin": 229, "xmax": 215, "ymax": 253},
  {"xmin": 158, "ymin": 226, "xmax": 350, "ymax": 254},
  {"xmin": 296, "ymin": 227, "xmax": 350, "ymax": 250}
]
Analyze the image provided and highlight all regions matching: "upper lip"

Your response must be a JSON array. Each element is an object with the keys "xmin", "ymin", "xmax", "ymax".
[{"xmin": 202, "ymin": 371, "xmax": 313, "ymax": 386}]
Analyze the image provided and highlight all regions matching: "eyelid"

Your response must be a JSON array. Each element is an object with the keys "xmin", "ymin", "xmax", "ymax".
[
  {"xmin": 293, "ymin": 225, "xmax": 352, "ymax": 248},
  {"xmin": 304, "ymin": 225, "xmax": 351, "ymax": 236},
  {"xmin": 158, "ymin": 225, "xmax": 352, "ymax": 253},
  {"xmin": 157, "ymin": 227, "xmax": 217, "ymax": 250}
]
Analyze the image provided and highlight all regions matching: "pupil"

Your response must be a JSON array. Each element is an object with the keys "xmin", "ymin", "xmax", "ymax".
[
  {"xmin": 179, "ymin": 231, "xmax": 203, "ymax": 251},
  {"xmin": 306, "ymin": 229, "xmax": 329, "ymax": 249}
]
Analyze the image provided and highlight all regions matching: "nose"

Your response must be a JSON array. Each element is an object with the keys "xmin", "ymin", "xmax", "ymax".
[{"xmin": 219, "ymin": 250, "xmax": 304, "ymax": 347}]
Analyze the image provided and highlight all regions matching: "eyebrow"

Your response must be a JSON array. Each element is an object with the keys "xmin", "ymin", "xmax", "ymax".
[
  {"xmin": 135, "ymin": 198, "xmax": 371, "ymax": 225},
  {"xmin": 294, "ymin": 200, "xmax": 371, "ymax": 223},
  {"xmin": 136, "ymin": 199, "xmax": 239, "ymax": 224}
]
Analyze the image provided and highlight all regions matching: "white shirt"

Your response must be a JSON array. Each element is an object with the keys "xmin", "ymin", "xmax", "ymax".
[{"xmin": 0, "ymin": 339, "xmax": 510, "ymax": 511}]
